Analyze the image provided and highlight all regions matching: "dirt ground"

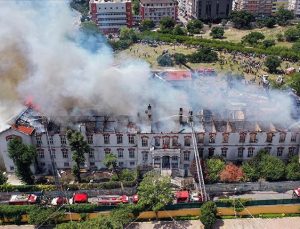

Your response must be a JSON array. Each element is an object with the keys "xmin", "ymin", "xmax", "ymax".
[{"xmin": 213, "ymin": 217, "xmax": 300, "ymax": 229}]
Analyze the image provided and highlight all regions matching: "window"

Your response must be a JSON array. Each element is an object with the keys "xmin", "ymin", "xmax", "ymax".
[
  {"xmin": 184, "ymin": 151, "xmax": 190, "ymax": 161},
  {"xmin": 172, "ymin": 137, "xmax": 178, "ymax": 146},
  {"xmin": 279, "ymin": 132, "xmax": 286, "ymax": 143},
  {"xmin": 142, "ymin": 137, "xmax": 148, "ymax": 147},
  {"xmin": 104, "ymin": 148, "xmax": 111, "ymax": 154},
  {"xmin": 184, "ymin": 136, "xmax": 191, "ymax": 146},
  {"xmin": 208, "ymin": 148, "xmax": 215, "ymax": 157},
  {"xmin": 291, "ymin": 133, "xmax": 297, "ymax": 142},
  {"xmin": 223, "ymin": 133, "xmax": 229, "ymax": 143},
  {"xmin": 48, "ymin": 136, "xmax": 54, "ymax": 145},
  {"xmin": 239, "ymin": 133, "xmax": 246, "ymax": 143},
  {"xmin": 277, "ymin": 147, "xmax": 284, "ymax": 157},
  {"xmin": 10, "ymin": 166, "xmax": 14, "ymax": 171},
  {"xmin": 90, "ymin": 162, "xmax": 95, "ymax": 166},
  {"xmin": 209, "ymin": 134, "xmax": 216, "ymax": 143},
  {"xmin": 40, "ymin": 162, "xmax": 45, "ymax": 167},
  {"xmin": 154, "ymin": 137, "xmax": 160, "ymax": 147},
  {"xmin": 197, "ymin": 133, "xmax": 204, "ymax": 144},
  {"xmin": 130, "ymin": 161, "xmax": 135, "ymax": 166},
  {"xmin": 142, "ymin": 151, "xmax": 148, "ymax": 161},
  {"xmin": 198, "ymin": 148, "xmax": 204, "ymax": 157},
  {"xmin": 49, "ymin": 149, "xmax": 56, "ymax": 158},
  {"xmin": 119, "ymin": 162, "xmax": 124, "ymax": 167},
  {"xmin": 62, "ymin": 149, "xmax": 68, "ymax": 159},
  {"xmin": 64, "ymin": 162, "xmax": 69, "ymax": 167},
  {"xmin": 266, "ymin": 133, "xmax": 273, "ymax": 143},
  {"xmin": 128, "ymin": 135, "xmax": 135, "ymax": 144},
  {"xmin": 249, "ymin": 133, "xmax": 257, "ymax": 143},
  {"xmin": 38, "ymin": 149, "xmax": 44, "ymax": 159},
  {"xmin": 117, "ymin": 134, "xmax": 123, "ymax": 144},
  {"xmin": 104, "ymin": 134, "xmax": 110, "ymax": 144},
  {"xmin": 163, "ymin": 137, "xmax": 170, "ymax": 148},
  {"xmin": 117, "ymin": 149, "xmax": 124, "ymax": 158},
  {"xmin": 87, "ymin": 135, "xmax": 93, "ymax": 144},
  {"xmin": 221, "ymin": 148, "xmax": 227, "ymax": 158},
  {"xmin": 89, "ymin": 148, "xmax": 95, "ymax": 159},
  {"xmin": 36, "ymin": 136, "xmax": 42, "ymax": 146},
  {"xmin": 289, "ymin": 147, "xmax": 296, "ymax": 157},
  {"xmin": 238, "ymin": 147, "xmax": 244, "ymax": 158},
  {"xmin": 248, "ymin": 148, "xmax": 254, "ymax": 157},
  {"xmin": 129, "ymin": 149, "xmax": 135, "ymax": 158},
  {"xmin": 264, "ymin": 147, "xmax": 271, "ymax": 153},
  {"xmin": 60, "ymin": 135, "xmax": 67, "ymax": 145}
]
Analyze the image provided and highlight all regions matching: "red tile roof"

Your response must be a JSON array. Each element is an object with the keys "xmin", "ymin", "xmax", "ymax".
[
  {"xmin": 12, "ymin": 125, "xmax": 35, "ymax": 136},
  {"xmin": 164, "ymin": 70, "xmax": 192, "ymax": 81}
]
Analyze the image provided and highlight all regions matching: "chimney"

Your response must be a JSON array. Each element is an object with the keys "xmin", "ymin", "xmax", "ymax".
[
  {"xmin": 179, "ymin": 108, "xmax": 183, "ymax": 123},
  {"xmin": 189, "ymin": 110, "xmax": 193, "ymax": 123}
]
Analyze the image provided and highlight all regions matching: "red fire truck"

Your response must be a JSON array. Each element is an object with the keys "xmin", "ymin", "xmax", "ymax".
[
  {"xmin": 70, "ymin": 192, "xmax": 88, "ymax": 204},
  {"xmin": 9, "ymin": 194, "xmax": 38, "ymax": 205},
  {"xmin": 98, "ymin": 195, "xmax": 129, "ymax": 206}
]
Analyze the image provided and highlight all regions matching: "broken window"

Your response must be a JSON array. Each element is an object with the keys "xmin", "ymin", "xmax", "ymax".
[
  {"xmin": 266, "ymin": 133, "xmax": 273, "ymax": 143},
  {"xmin": 291, "ymin": 133, "xmax": 297, "ymax": 142},
  {"xmin": 172, "ymin": 136, "xmax": 178, "ymax": 146},
  {"xmin": 249, "ymin": 133, "xmax": 257, "ymax": 143},
  {"xmin": 208, "ymin": 148, "xmax": 215, "ymax": 157},
  {"xmin": 279, "ymin": 132, "xmax": 286, "ymax": 143},
  {"xmin": 154, "ymin": 137, "xmax": 160, "ymax": 147},
  {"xmin": 223, "ymin": 133, "xmax": 229, "ymax": 143},
  {"xmin": 197, "ymin": 133, "xmax": 204, "ymax": 144},
  {"xmin": 209, "ymin": 134, "xmax": 216, "ymax": 143},
  {"xmin": 184, "ymin": 136, "xmax": 191, "ymax": 146},
  {"xmin": 239, "ymin": 133, "xmax": 246, "ymax": 143},
  {"xmin": 163, "ymin": 137, "xmax": 170, "ymax": 148}
]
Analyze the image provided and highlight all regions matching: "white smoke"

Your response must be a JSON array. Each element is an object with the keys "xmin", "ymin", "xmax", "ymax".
[{"xmin": 0, "ymin": 1, "xmax": 297, "ymax": 129}]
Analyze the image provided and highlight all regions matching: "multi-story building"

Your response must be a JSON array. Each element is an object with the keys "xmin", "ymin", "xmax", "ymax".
[
  {"xmin": 139, "ymin": 0, "xmax": 178, "ymax": 24},
  {"xmin": 1, "ymin": 104, "xmax": 299, "ymax": 175},
  {"xmin": 191, "ymin": 0, "xmax": 233, "ymax": 21},
  {"xmin": 272, "ymin": 0, "xmax": 289, "ymax": 14},
  {"xmin": 89, "ymin": 0, "xmax": 133, "ymax": 34},
  {"xmin": 236, "ymin": 0, "xmax": 273, "ymax": 15},
  {"xmin": 289, "ymin": 0, "xmax": 300, "ymax": 17}
]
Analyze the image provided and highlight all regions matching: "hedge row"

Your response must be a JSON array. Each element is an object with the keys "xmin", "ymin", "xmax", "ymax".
[
  {"xmin": 0, "ymin": 181, "xmax": 137, "ymax": 192},
  {"xmin": 138, "ymin": 32, "xmax": 300, "ymax": 61}
]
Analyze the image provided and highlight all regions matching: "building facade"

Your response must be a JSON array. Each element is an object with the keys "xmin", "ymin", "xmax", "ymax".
[
  {"xmin": 236, "ymin": 0, "xmax": 273, "ymax": 15},
  {"xmin": 272, "ymin": 0, "xmax": 289, "ymax": 14},
  {"xmin": 0, "ymin": 107, "xmax": 299, "ymax": 175},
  {"xmin": 289, "ymin": 0, "xmax": 300, "ymax": 17},
  {"xmin": 139, "ymin": 0, "xmax": 178, "ymax": 24},
  {"xmin": 89, "ymin": 0, "xmax": 133, "ymax": 34},
  {"xmin": 191, "ymin": 0, "xmax": 233, "ymax": 20}
]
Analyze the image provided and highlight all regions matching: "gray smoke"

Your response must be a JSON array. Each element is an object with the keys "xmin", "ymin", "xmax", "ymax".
[{"xmin": 0, "ymin": 1, "xmax": 296, "ymax": 130}]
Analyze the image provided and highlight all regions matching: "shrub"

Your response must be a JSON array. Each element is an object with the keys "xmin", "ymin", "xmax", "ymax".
[
  {"xmin": 187, "ymin": 47, "xmax": 218, "ymax": 63},
  {"xmin": 220, "ymin": 163, "xmax": 244, "ymax": 183},
  {"xmin": 210, "ymin": 27, "xmax": 225, "ymax": 39},
  {"xmin": 284, "ymin": 28, "xmax": 300, "ymax": 42},
  {"xmin": 173, "ymin": 53, "xmax": 187, "ymax": 65},
  {"xmin": 187, "ymin": 19, "xmax": 203, "ymax": 34},
  {"xmin": 242, "ymin": 32, "xmax": 265, "ymax": 46},
  {"xmin": 200, "ymin": 201, "xmax": 217, "ymax": 229},
  {"xmin": 263, "ymin": 40, "xmax": 275, "ymax": 48},
  {"xmin": 265, "ymin": 55, "xmax": 282, "ymax": 73},
  {"xmin": 28, "ymin": 207, "xmax": 65, "ymax": 225},
  {"xmin": 173, "ymin": 25, "xmax": 186, "ymax": 35},
  {"xmin": 230, "ymin": 10, "xmax": 255, "ymax": 29},
  {"xmin": 157, "ymin": 53, "xmax": 174, "ymax": 66},
  {"xmin": 0, "ymin": 205, "xmax": 36, "ymax": 224},
  {"xmin": 139, "ymin": 19, "xmax": 155, "ymax": 31}
]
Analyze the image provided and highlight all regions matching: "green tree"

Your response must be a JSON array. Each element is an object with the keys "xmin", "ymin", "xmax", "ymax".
[
  {"xmin": 187, "ymin": 19, "xmax": 203, "ymax": 34},
  {"xmin": 119, "ymin": 27, "xmax": 138, "ymax": 43},
  {"xmin": 286, "ymin": 156, "xmax": 300, "ymax": 180},
  {"xmin": 8, "ymin": 138, "xmax": 37, "ymax": 184},
  {"xmin": 230, "ymin": 10, "xmax": 255, "ymax": 29},
  {"xmin": 265, "ymin": 17, "xmax": 276, "ymax": 28},
  {"xmin": 210, "ymin": 27, "xmax": 225, "ymax": 39},
  {"xmin": 242, "ymin": 32, "xmax": 265, "ymax": 46},
  {"xmin": 173, "ymin": 25, "xmax": 186, "ymax": 35},
  {"xmin": 200, "ymin": 201, "xmax": 217, "ymax": 229},
  {"xmin": 262, "ymin": 39, "xmax": 275, "ymax": 48},
  {"xmin": 159, "ymin": 17, "xmax": 175, "ymax": 32},
  {"xmin": 242, "ymin": 161, "xmax": 259, "ymax": 181},
  {"xmin": 187, "ymin": 47, "xmax": 218, "ymax": 63},
  {"xmin": 173, "ymin": 53, "xmax": 187, "ymax": 65},
  {"xmin": 80, "ymin": 21, "xmax": 101, "ymax": 35},
  {"xmin": 258, "ymin": 154, "xmax": 285, "ymax": 181},
  {"xmin": 289, "ymin": 72, "xmax": 300, "ymax": 95},
  {"xmin": 132, "ymin": 0, "xmax": 139, "ymax": 15},
  {"xmin": 275, "ymin": 7, "xmax": 294, "ymax": 26},
  {"xmin": 103, "ymin": 152, "xmax": 119, "ymax": 178},
  {"xmin": 205, "ymin": 158, "xmax": 225, "ymax": 183},
  {"xmin": 67, "ymin": 130, "xmax": 90, "ymax": 183},
  {"xmin": 292, "ymin": 41, "xmax": 300, "ymax": 52},
  {"xmin": 284, "ymin": 28, "xmax": 300, "ymax": 42},
  {"xmin": 157, "ymin": 53, "xmax": 174, "ymax": 66},
  {"xmin": 264, "ymin": 55, "xmax": 282, "ymax": 73},
  {"xmin": 137, "ymin": 170, "xmax": 172, "ymax": 218},
  {"xmin": 119, "ymin": 169, "xmax": 137, "ymax": 181},
  {"xmin": 139, "ymin": 19, "xmax": 155, "ymax": 31}
]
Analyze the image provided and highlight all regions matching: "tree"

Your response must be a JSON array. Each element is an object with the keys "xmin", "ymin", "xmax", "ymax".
[
  {"xmin": 187, "ymin": 19, "xmax": 203, "ymax": 34},
  {"xmin": 275, "ymin": 7, "xmax": 294, "ymax": 26},
  {"xmin": 173, "ymin": 53, "xmax": 187, "ymax": 65},
  {"xmin": 264, "ymin": 17, "xmax": 277, "ymax": 28},
  {"xmin": 289, "ymin": 73, "xmax": 300, "ymax": 95},
  {"xmin": 200, "ymin": 201, "xmax": 217, "ymax": 229},
  {"xmin": 132, "ymin": 0, "xmax": 139, "ymax": 15},
  {"xmin": 284, "ymin": 28, "xmax": 300, "ymax": 42},
  {"xmin": 80, "ymin": 21, "xmax": 101, "ymax": 35},
  {"xmin": 8, "ymin": 138, "xmax": 37, "ymax": 184},
  {"xmin": 137, "ymin": 171, "xmax": 172, "ymax": 218},
  {"xmin": 262, "ymin": 39, "xmax": 275, "ymax": 48},
  {"xmin": 159, "ymin": 17, "xmax": 175, "ymax": 32},
  {"xmin": 173, "ymin": 25, "xmax": 186, "ymax": 35},
  {"xmin": 205, "ymin": 158, "xmax": 225, "ymax": 183},
  {"xmin": 187, "ymin": 47, "xmax": 218, "ymax": 63},
  {"xmin": 229, "ymin": 10, "xmax": 255, "ymax": 29},
  {"xmin": 242, "ymin": 161, "xmax": 259, "ymax": 182},
  {"xmin": 258, "ymin": 154, "xmax": 285, "ymax": 181},
  {"xmin": 67, "ymin": 130, "xmax": 90, "ymax": 182},
  {"xmin": 103, "ymin": 152, "xmax": 119, "ymax": 178},
  {"xmin": 242, "ymin": 32, "xmax": 265, "ymax": 46},
  {"xmin": 157, "ymin": 53, "xmax": 174, "ymax": 66},
  {"xmin": 264, "ymin": 55, "xmax": 282, "ymax": 73},
  {"xmin": 292, "ymin": 41, "xmax": 300, "ymax": 52},
  {"xmin": 139, "ymin": 19, "xmax": 155, "ymax": 31},
  {"xmin": 119, "ymin": 27, "xmax": 138, "ymax": 43},
  {"xmin": 0, "ymin": 171, "xmax": 7, "ymax": 185},
  {"xmin": 286, "ymin": 156, "xmax": 300, "ymax": 180},
  {"xmin": 210, "ymin": 27, "xmax": 225, "ymax": 39},
  {"xmin": 220, "ymin": 163, "xmax": 244, "ymax": 183}
]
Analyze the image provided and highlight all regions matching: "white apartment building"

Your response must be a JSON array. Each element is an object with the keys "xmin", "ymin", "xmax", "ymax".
[
  {"xmin": 89, "ymin": 0, "xmax": 133, "ymax": 33},
  {"xmin": 139, "ymin": 0, "xmax": 178, "ymax": 24},
  {"xmin": 0, "ymin": 106, "xmax": 299, "ymax": 176}
]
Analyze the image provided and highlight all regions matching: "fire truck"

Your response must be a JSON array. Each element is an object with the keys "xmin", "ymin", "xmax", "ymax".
[
  {"xmin": 175, "ymin": 191, "xmax": 203, "ymax": 204},
  {"xmin": 9, "ymin": 194, "xmax": 39, "ymax": 205},
  {"xmin": 97, "ymin": 195, "xmax": 129, "ymax": 206},
  {"xmin": 293, "ymin": 188, "xmax": 300, "ymax": 198},
  {"xmin": 69, "ymin": 192, "xmax": 89, "ymax": 204}
]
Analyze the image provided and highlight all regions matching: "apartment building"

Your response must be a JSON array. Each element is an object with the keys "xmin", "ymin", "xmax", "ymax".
[
  {"xmin": 272, "ymin": 0, "xmax": 289, "ymax": 14},
  {"xmin": 89, "ymin": 0, "xmax": 133, "ymax": 33},
  {"xmin": 139, "ymin": 0, "xmax": 178, "ymax": 24},
  {"xmin": 236, "ymin": 0, "xmax": 273, "ymax": 15},
  {"xmin": 289, "ymin": 0, "xmax": 300, "ymax": 17}
]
